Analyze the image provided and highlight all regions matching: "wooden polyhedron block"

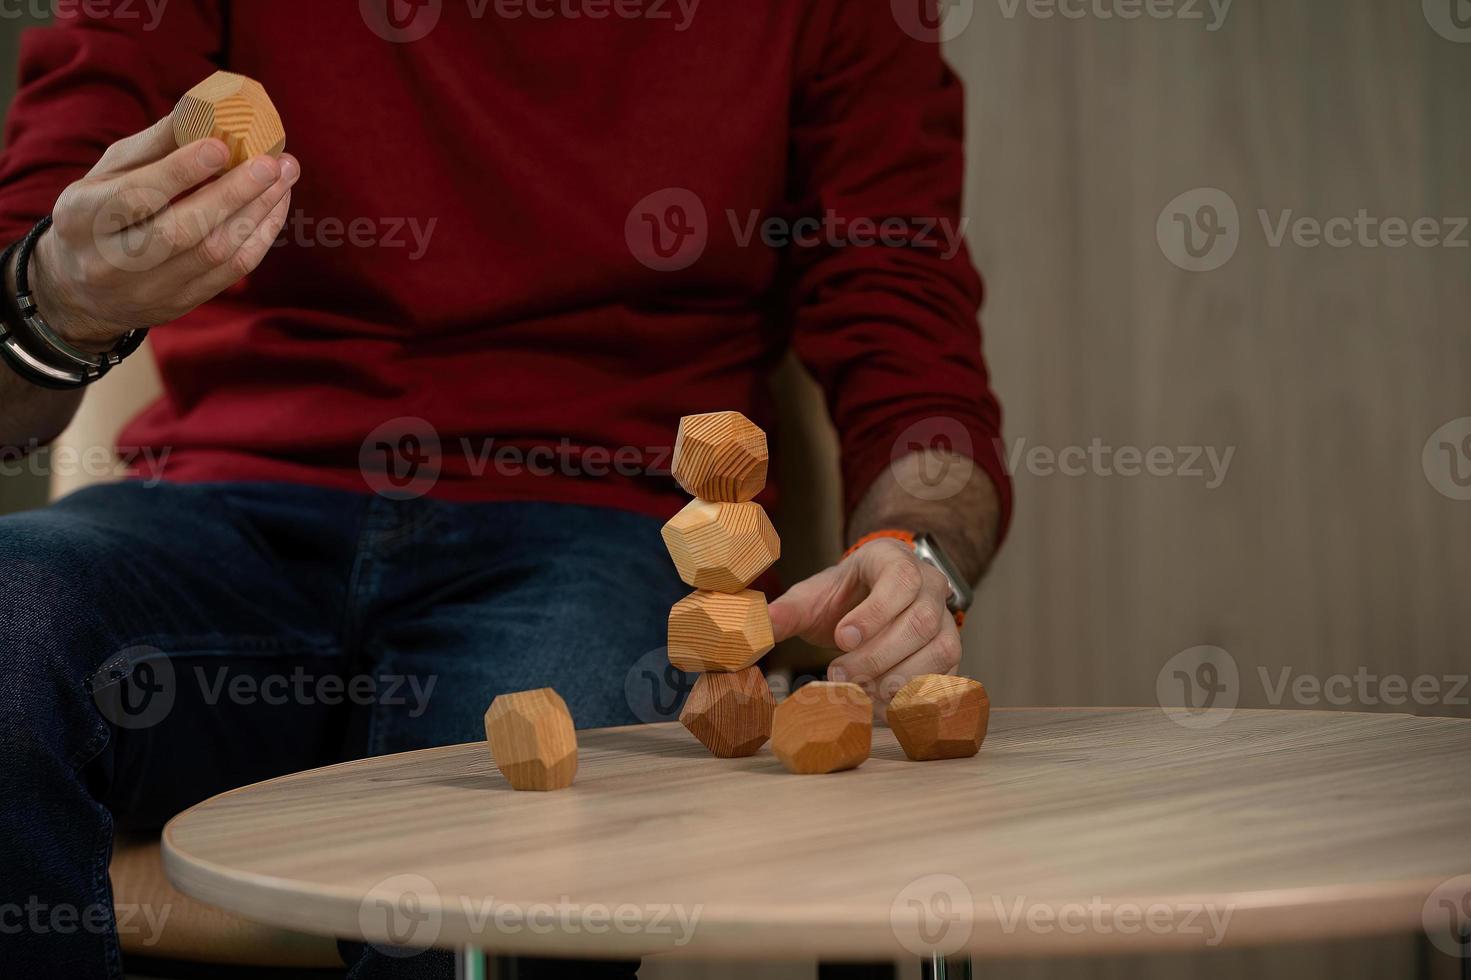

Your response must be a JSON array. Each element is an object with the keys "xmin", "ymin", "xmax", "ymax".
[
  {"xmin": 484, "ymin": 688, "xmax": 578, "ymax": 791},
  {"xmin": 888, "ymin": 675, "xmax": 990, "ymax": 761},
  {"xmin": 667, "ymin": 589, "xmax": 774, "ymax": 673},
  {"xmin": 771, "ymin": 682, "xmax": 873, "ymax": 774},
  {"xmin": 680, "ymin": 666, "xmax": 775, "ymax": 757},
  {"xmin": 173, "ymin": 71, "xmax": 286, "ymax": 171},
  {"xmin": 661, "ymin": 500, "xmax": 780, "ymax": 592},
  {"xmin": 671, "ymin": 411, "xmax": 769, "ymax": 503}
]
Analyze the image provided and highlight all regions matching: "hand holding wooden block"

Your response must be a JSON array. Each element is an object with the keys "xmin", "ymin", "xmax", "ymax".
[
  {"xmin": 672, "ymin": 411, "xmax": 768, "ymax": 503},
  {"xmin": 661, "ymin": 499, "xmax": 780, "ymax": 592},
  {"xmin": 771, "ymin": 682, "xmax": 873, "ymax": 774},
  {"xmin": 668, "ymin": 589, "xmax": 774, "ymax": 673},
  {"xmin": 680, "ymin": 666, "xmax": 775, "ymax": 757},
  {"xmin": 484, "ymin": 688, "xmax": 578, "ymax": 791},
  {"xmin": 887, "ymin": 675, "xmax": 990, "ymax": 761},
  {"xmin": 173, "ymin": 71, "xmax": 286, "ymax": 171}
]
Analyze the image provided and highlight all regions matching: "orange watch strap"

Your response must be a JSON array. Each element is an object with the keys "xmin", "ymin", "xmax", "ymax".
[{"xmin": 843, "ymin": 529, "xmax": 915, "ymax": 559}]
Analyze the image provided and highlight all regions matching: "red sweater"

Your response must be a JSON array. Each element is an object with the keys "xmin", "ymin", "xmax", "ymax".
[{"xmin": 0, "ymin": 0, "xmax": 1010, "ymax": 534}]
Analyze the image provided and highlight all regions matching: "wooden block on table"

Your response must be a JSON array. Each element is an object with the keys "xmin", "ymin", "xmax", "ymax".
[
  {"xmin": 771, "ymin": 682, "xmax": 872, "ymax": 774},
  {"xmin": 661, "ymin": 499, "xmax": 780, "ymax": 592},
  {"xmin": 173, "ymin": 71, "xmax": 286, "ymax": 171},
  {"xmin": 680, "ymin": 666, "xmax": 775, "ymax": 757},
  {"xmin": 672, "ymin": 411, "xmax": 769, "ymax": 503},
  {"xmin": 887, "ymin": 674, "xmax": 991, "ymax": 761},
  {"xmin": 483, "ymin": 688, "xmax": 578, "ymax": 791},
  {"xmin": 667, "ymin": 589, "xmax": 774, "ymax": 673}
]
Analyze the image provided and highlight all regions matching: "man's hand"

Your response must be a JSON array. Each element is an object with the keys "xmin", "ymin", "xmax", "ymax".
[
  {"xmin": 28, "ymin": 115, "xmax": 300, "ymax": 352},
  {"xmin": 768, "ymin": 448, "xmax": 1001, "ymax": 717},
  {"xmin": 770, "ymin": 537, "xmax": 962, "ymax": 712}
]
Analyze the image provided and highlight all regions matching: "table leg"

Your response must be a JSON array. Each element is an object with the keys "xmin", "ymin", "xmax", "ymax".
[
  {"xmin": 920, "ymin": 953, "xmax": 974, "ymax": 980},
  {"xmin": 818, "ymin": 964, "xmax": 896, "ymax": 980},
  {"xmin": 455, "ymin": 945, "xmax": 490, "ymax": 980}
]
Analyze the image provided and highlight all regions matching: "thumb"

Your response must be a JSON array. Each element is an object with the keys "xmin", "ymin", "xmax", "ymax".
[{"xmin": 768, "ymin": 564, "xmax": 848, "ymax": 645}]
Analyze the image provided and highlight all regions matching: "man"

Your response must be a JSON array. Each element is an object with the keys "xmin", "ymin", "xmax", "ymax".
[{"xmin": 0, "ymin": 1, "xmax": 1010, "ymax": 977}]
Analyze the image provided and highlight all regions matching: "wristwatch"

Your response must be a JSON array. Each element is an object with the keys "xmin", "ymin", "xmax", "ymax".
[{"xmin": 844, "ymin": 529, "xmax": 974, "ymax": 625}]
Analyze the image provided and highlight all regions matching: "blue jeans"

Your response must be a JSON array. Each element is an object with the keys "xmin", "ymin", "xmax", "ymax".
[{"xmin": 0, "ymin": 481, "xmax": 687, "ymax": 979}]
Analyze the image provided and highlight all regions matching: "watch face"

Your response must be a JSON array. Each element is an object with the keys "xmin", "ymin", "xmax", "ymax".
[{"xmin": 913, "ymin": 534, "xmax": 974, "ymax": 613}]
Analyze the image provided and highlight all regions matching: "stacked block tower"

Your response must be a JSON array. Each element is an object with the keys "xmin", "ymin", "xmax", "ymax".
[{"xmin": 662, "ymin": 412, "xmax": 782, "ymax": 757}]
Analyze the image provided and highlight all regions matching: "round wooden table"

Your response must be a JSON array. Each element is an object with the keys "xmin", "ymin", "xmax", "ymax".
[{"xmin": 163, "ymin": 708, "xmax": 1471, "ymax": 976}]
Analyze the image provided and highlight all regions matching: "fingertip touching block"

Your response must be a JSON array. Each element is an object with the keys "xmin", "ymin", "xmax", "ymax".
[
  {"xmin": 888, "ymin": 675, "xmax": 990, "ymax": 761},
  {"xmin": 661, "ymin": 499, "xmax": 780, "ymax": 592},
  {"xmin": 771, "ymin": 681, "xmax": 873, "ymax": 774},
  {"xmin": 173, "ymin": 71, "xmax": 286, "ymax": 171},
  {"xmin": 680, "ymin": 665, "xmax": 775, "ymax": 757},
  {"xmin": 484, "ymin": 688, "xmax": 578, "ymax": 791},
  {"xmin": 672, "ymin": 411, "xmax": 769, "ymax": 503},
  {"xmin": 667, "ymin": 589, "xmax": 774, "ymax": 673}
]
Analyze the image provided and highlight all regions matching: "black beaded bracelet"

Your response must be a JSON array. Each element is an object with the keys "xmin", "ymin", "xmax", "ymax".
[{"xmin": 0, "ymin": 216, "xmax": 148, "ymax": 390}]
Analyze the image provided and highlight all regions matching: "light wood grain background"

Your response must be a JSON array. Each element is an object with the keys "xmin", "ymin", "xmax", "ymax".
[
  {"xmin": 1, "ymin": 2, "xmax": 1467, "ymax": 977},
  {"xmin": 765, "ymin": 2, "xmax": 1471, "ymax": 977}
]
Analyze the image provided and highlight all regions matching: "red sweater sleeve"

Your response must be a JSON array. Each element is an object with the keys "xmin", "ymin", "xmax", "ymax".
[
  {"xmin": 785, "ymin": 4, "xmax": 1012, "ymax": 545},
  {"xmin": 0, "ymin": 1, "xmax": 224, "ymax": 244}
]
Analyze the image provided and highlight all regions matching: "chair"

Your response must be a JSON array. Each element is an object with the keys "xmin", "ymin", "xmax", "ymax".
[{"xmin": 50, "ymin": 343, "xmax": 343, "ymax": 972}]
